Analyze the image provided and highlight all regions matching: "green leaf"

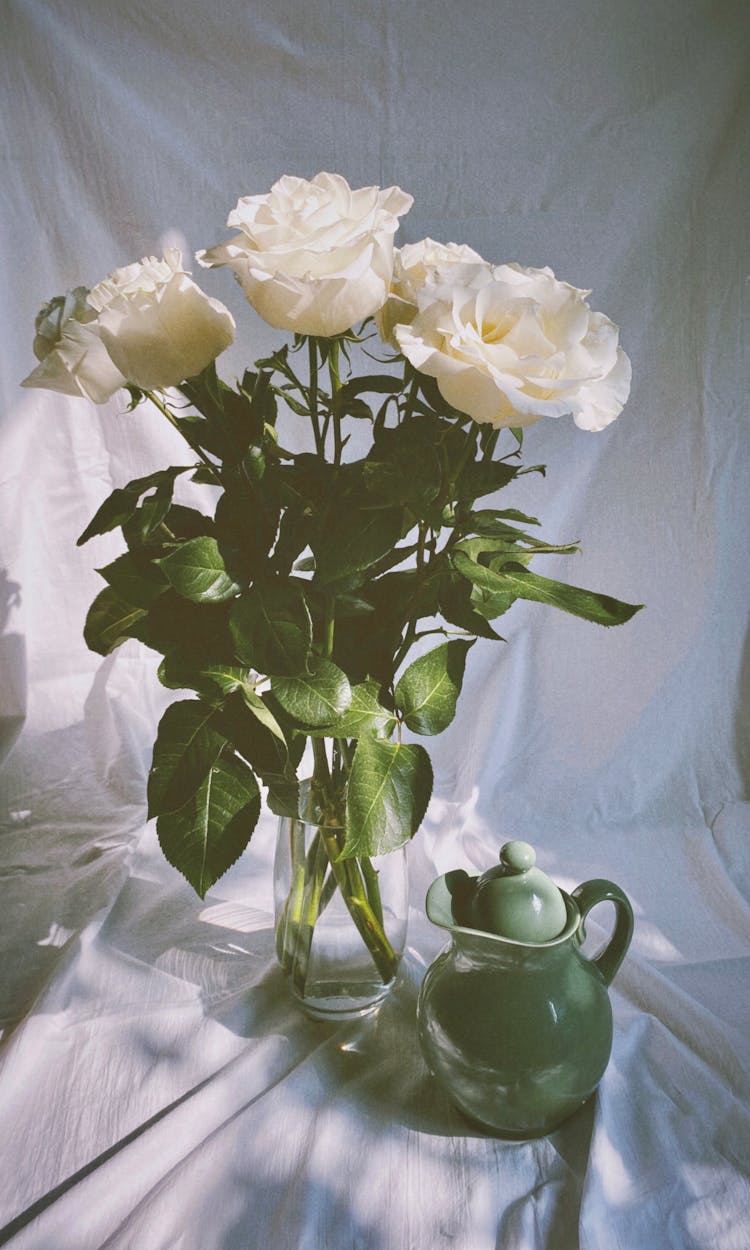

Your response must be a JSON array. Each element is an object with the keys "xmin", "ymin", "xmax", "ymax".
[
  {"xmin": 333, "ymin": 594, "xmax": 375, "ymax": 618},
  {"xmin": 191, "ymin": 466, "xmax": 221, "ymax": 486},
  {"xmin": 181, "ymin": 365, "xmax": 266, "ymax": 464},
  {"xmin": 160, "ymin": 504, "xmax": 215, "ymax": 541},
  {"xmin": 438, "ymin": 573, "xmax": 504, "ymax": 640},
  {"xmin": 335, "ymin": 374, "xmax": 402, "ymax": 401},
  {"xmin": 499, "ymin": 563, "xmax": 644, "ymax": 626},
  {"xmin": 330, "ymin": 375, "xmax": 401, "ymax": 422},
  {"xmin": 366, "ymin": 415, "xmax": 443, "ymax": 512},
  {"xmin": 78, "ymin": 490, "xmax": 138, "ymax": 546},
  {"xmin": 342, "ymin": 737, "xmax": 433, "ymax": 858},
  {"xmin": 313, "ymin": 505, "xmax": 404, "ymax": 584},
  {"xmin": 121, "ymin": 491, "xmax": 174, "ymax": 547},
  {"xmin": 264, "ymin": 776, "xmax": 301, "ymax": 818},
  {"xmin": 306, "ymin": 680, "xmax": 397, "ymax": 739},
  {"xmin": 214, "ymin": 480, "xmax": 280, "ymax": 581},
  {"xmin": 362, "ymin": 541, "xmax": 419, "ymax": 580},
  {"xmin": 274, "ymin": 511, "xmax": 310, "ymax": 576},
  {"xmin": 331, "ymin": 566, "xmax": 441, "ymax": 688},
  {"xmin": 277, "ymin": 455, "xmax": 334, "ymax": 513},
  {"xmin": 156, "ymin": 753, "xmax": 261, "ymax": 898},
  {"xmin": 271, "ymin": 656, "xmax": 352, "ymax": 727},
  {"xmin": 215, "ymin": 692, "xmax": 299, "ymax": 817},
  {"xmin": 464, "ymin": 507, "xmax": 541, "ymax": 529},
  {"xmin": 217, "ymin": 691, "xmax": 288, "ymax": 772},
  {"xmin": 470, "ymin": 580, "xmax": 517, "ymax": 621},
  {"xmin": 450, "ymin": 550, "xmax": 520, "ymax": 618},
  {"xmin": 174, "ymin": 413, "xmax": 226, "ymax": 459},
  {"xmin": 147, "ymin": 700, "xmax": 226, "ymax": 817},
  {"xmin": 275, "ymin": 387, "xmax": 310, "ymax": 417},
  {"xmin": 255, "ymin": 343, "xmax": 294, "ymax": 383},
  {"xmin": 239, "ymin": 367, "xmax": 278, "ymax": 427},
  {"xmin": 83, "ymin": 587, "xmax": 148, "ymax": 655},
  {"xmin": 97, "ymin": 550, "xmax": 168, "ymax": 608},
  {"xmin": 455, "ymin": 533, "xmax": 578, "ymax": 562},
  {"xmin": 158, "ymin": 537, "xmax": 241, "ymax": 604},
  {"xmin": 454, "ymin": 460, "xmax": 520, "ymax": 501},
  {"xmin": 336, "ymin": 398, "xmax": 372, "ymax": 420},
  {"xmin": 157, "ymin": 656, "xmax": 250, "ymax": 698},
  {"xmin": 142, "ymin": 593, "xmax": 236, "ymax": 664},
  {"xmin": 77, "ymin": 467, "xmax": 192, "ymax": 545},
  {"xmin": 242, "ymin": 444, "xmax": 266, "ymax": 482},
  {"xmin": 230, "ymin": 583, "xmax": 312, "ymax": 676},
  {"xmin": 453, "ymin": 554, "xmax": 643, "ymax": 627},
  {"xmin": 415, "ymin": 373, "xmax": 464, "ymax": 419},
  {"xmin": 394, "ymin": 639, "xmax": 474, "ymax": 736},
  {"xmin": 264, "ymin": 777, "xmax": 302, "ymax": 818},
  {"xmin": 240, "ymin": 685, "xmax": 287, "ymax": 744}
]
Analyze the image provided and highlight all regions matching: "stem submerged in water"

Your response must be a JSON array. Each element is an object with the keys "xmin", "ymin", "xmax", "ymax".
[{"xmin": 278, "ymin": 751, "xmax": 399, "ymax": 997}]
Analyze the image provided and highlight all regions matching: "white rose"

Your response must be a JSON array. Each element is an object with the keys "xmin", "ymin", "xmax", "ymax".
[
  {"xmin": 375, "ymin": 238, "xmax": 489, "ymax": 346},
  {"xmin": 197, "ymin": 172, "xmax": 413, "ymax": 338},
  {"xmin": 87, "ymin": 249, "xmax": 235, "ymax": 390},
  {"xmin": 394, "ymin": 263, "xmax": 631, "ymax": 431},
  {"xmin": 21, "ymin": 287, "xmax": 127, "ymax": 404}
]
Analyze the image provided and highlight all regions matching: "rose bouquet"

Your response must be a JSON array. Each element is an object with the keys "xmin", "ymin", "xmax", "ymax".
[{"xmin": 24, "ymin": 172, "xmax": 640, "ymax": 1010}]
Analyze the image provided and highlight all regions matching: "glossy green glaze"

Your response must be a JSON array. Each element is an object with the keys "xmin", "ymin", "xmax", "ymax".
[
  {"xmin": 467, "ymin": 840, "xmax": 568, "ymax": 942},
  {"xmin": 417, "ymin": 869, "xmax": 634, "ymax": 1138}
]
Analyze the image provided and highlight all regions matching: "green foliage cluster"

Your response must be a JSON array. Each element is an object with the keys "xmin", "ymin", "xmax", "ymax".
[{"xmin": 80, "ymin": 334, "xmax": 641, "ymax": 898}]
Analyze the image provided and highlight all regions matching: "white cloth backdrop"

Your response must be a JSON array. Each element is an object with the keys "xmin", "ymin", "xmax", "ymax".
[{"xmin": 1, "ymin": 1, "xmax": 749, "ymax": 1246}]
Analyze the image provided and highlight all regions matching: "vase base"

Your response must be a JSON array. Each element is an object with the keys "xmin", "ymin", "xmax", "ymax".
[
  {"xmin": 294, "ymin": 978, "xmax": 395, "ymax": 1022},
  {"xmin": 457, "ymin": 1092, "xmax": 595, "ymax": 1140}
]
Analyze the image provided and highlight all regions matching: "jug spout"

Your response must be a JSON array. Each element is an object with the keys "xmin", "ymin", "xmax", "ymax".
[{"xmin": 425, "ymin": 868, "xmax": 475, "ymax": 932}]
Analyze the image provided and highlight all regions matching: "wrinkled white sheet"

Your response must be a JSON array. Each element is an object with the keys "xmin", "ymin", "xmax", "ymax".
[{"xmin": 1, "ymin": 1, "xmax": 749, "ymax": 1247}]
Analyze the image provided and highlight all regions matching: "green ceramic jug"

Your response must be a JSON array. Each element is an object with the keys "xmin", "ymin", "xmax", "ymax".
[{"xmin": 417, "ymin": 841, "xmax": 634, "ymax": 1138}]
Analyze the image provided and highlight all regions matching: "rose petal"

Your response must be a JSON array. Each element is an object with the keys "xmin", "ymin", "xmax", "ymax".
[{"xmin": 22, "ymin": 320, "xmax": 126, "ymax": 404}]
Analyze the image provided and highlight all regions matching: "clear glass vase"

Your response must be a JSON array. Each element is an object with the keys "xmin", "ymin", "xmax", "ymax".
[{"xmin": 273, "ymin": 799, "xmax": 408, "ymax": 1021}]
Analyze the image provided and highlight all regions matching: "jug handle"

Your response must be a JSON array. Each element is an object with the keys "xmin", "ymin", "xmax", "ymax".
[{"xmin": 570, "ymin": 879, "xmax": 634, "ymax": 986}]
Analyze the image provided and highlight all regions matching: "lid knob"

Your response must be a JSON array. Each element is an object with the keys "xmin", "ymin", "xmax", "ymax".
[
  {"xmin": 499, "ymin": 840, "xmax": 536, "ymax": 873},
  {"xmin": 468, "ymin": 840, "xmax": 568, "ymax": 942}
]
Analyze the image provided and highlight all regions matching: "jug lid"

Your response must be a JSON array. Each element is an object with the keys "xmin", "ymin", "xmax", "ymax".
[{"xmin": 466, "ymin": 840, "xmax": 568, "ymax": 942}]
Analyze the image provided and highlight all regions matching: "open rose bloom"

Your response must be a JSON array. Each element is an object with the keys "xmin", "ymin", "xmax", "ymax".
[
  {"xmin": 393, "ymin": 263, "xmax": 631, "ymax": 432},
  {"xmin": 87, "ymin": 250, "xmax": 235, "ymax": 391},
  {"xmin": 197, "ymin": 172, "xmax": 413, "ymax": 338},
  {"xmin": 22, "ymin": 251, "xmax": 235, "ymax": 403}
]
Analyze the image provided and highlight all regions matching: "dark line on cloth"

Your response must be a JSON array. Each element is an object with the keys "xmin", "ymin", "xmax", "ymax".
[{"xmin": 0, "ymin": 1072, "xmax": 216, "ymax": 1245}]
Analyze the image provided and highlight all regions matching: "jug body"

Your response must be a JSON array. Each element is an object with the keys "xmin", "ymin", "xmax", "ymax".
[{"xmin": 417, "ymin": 883, "xmax": 633, "ymax": 1138}]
